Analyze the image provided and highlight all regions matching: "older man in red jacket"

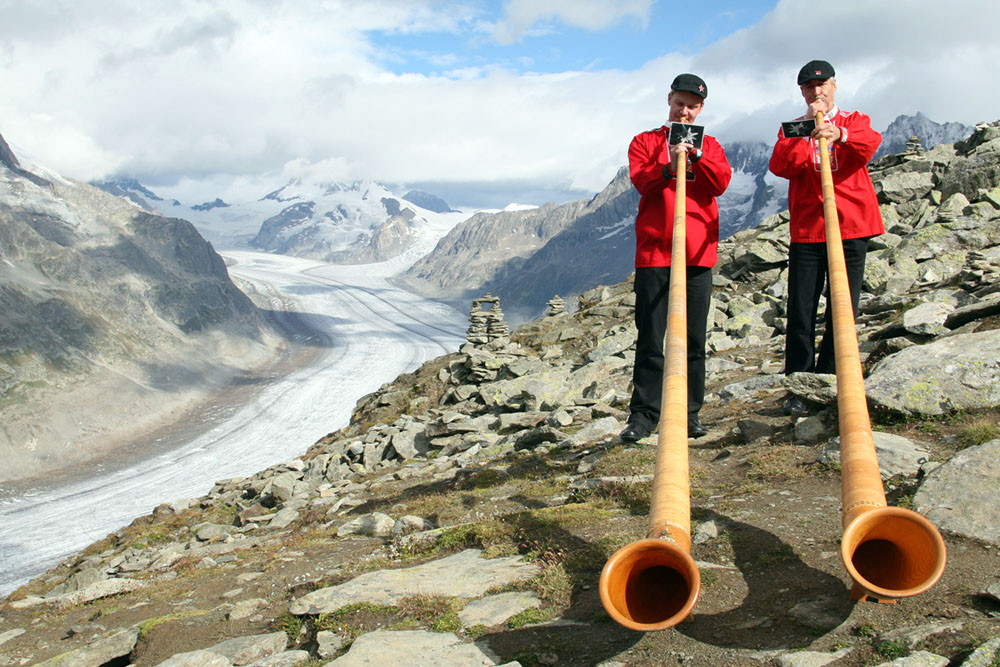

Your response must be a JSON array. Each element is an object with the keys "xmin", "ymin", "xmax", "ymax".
[
  {"xmin": 621, "ymin": 73, "xmax": 732, "ymax": 442},
  {"xmin": 769, "ymin": 59, "xmax": 884, "ymax": 415}
]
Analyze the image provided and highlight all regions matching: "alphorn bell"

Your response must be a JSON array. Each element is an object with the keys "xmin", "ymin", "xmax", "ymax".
[
  {"xmin": 815, "ymin": 111, "xmax": 947, "ymax": 602},
  {"xmin": 600, "ymin": 148, "xmax": 700, "ymax": 630}
]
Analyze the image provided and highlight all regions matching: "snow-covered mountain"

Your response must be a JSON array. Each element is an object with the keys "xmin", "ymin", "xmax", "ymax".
[{"xmin": 96, "ymin": 177, "xmax": 473, "ymax": 268}]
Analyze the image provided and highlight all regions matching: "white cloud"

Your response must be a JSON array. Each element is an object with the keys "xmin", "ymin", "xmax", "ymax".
[{"xmin": 1, "ymin": 0, "xmax": 998, "ymax": 208}]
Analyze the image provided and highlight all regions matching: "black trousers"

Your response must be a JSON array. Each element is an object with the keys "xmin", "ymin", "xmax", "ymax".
[
  {"xmin": 629, "ymin": 266, "xmax": 713, "ymax": 426},
  {"xmin": 784, "ymin": 238, "xmax": 869, "ymax": 375}
]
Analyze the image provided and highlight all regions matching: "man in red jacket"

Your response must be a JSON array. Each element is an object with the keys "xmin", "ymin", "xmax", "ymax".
[
  {"xmin": 769, "ymin": 60, "xmax": 884, "ymax": 415},
  {"xmin": 621, "ymin": 73, "xmax": 732, "ymax": 442}
]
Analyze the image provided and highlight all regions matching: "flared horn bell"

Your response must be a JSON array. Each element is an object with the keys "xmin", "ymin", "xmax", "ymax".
[
  {"xmin": 841, "ymin": 506, "xmax": 947, "ymax": 601},
  {"xmin": 600, "ymin": 538, "xmax": 700, "ymax": 631}
]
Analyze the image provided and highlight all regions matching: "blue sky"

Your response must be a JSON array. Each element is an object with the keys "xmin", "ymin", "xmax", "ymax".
[
  {"xmin": 1, "ymin": 0, "xmax": 998, "ymax": 208},
  {"xmin": 369, "ymin": 2, "xmax": 774, "ymax": 77}
]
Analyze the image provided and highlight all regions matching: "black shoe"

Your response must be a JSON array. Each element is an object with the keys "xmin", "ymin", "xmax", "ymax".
[
  {"xmin": 783, "ymin": 396, "xmax": 807, "ymax": 416},
  {"xmin": 620, "ymin": 420, "xmax": 653, "ymax": 442},
  {"xmin": 688, "ymin": 416, "xmax": 708, "ymax": 438}
]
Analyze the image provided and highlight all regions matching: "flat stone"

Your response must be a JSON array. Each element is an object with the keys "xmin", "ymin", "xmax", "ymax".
[
  {"xmin": 326, "ymin": 629, "xmax": 500, "ymax": 666},
  {"xmin": 155, "ymin": 650, "xmax": 232, "ymax": 667},
  {"xmin": 246, "ymin": 650, "xmax": 313, "ymax": 667},
  {"xmin": 336, "ymin": 512, "xmax": 394, "ymax": 538},
  {"xmin": 961, "ymin": 637, "xmax": 1000, "ymax": 666},
  {"xmin": 874, "ymin": 650, "xmax": 949, "ymax": 666},
  {"xmin": 316, "ymin": 630, "xmax": 349, "ymax": 658},
  {"xmin": 458, "ymin": 591, "xmax": 542, "ymax": 627},
  {"xmin": 228, "ymin": 598, "xmax": 268, "ymax": 621},
  {"xmin": 774, "ymin": 648, "xmax": 852, "ymax": 667},
  {"xmin": 290, "ymin": 549, "xmax": 541, "ymax": 615},
  {"xmin": 0, "ymin": 630, "xmax": 24, "ymax": 647},
  {"xmin": 36, "ymin": 626, "xmax": 140, "ymax": 666},
  {"xmin": 206, "ymin": 631, "xmax": 288, "ymax": 665}
]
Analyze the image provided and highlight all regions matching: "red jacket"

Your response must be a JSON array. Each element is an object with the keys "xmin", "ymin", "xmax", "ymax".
[
  {"xmin": 769, "ymin": 107, "xmax": 884, "ymax": 243},
  {"xmin": 629, "ymin": 127, "xmax": 732, "ymax": 267}
]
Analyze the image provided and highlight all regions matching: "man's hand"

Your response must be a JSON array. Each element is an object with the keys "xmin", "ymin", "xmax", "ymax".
[
  {"xmin": 810, "ymin": 122, "xmax": 842, "ymax": 143},
  {"xmin": 668, "ymin": 142, "xmax": 693, "ymax": 173}
]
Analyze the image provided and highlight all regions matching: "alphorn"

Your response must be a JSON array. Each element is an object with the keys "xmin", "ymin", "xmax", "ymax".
[
  {"xmin": 599, "ymin": 148, "xmax": 700, "ymax": 630},
  {"xmin": 815, "ymin": 111, "xmax": 947, "ymax": 602}
]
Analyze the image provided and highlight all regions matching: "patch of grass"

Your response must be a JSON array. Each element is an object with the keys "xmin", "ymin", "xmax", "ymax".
[
  {"xmin": 395, "ymin": 594, "xmax": 462, "ymax": 633},
  {"xmin": 506, "ymin": 606, "xmax": 552, "ymax": 628},
  {"xmin": 875, "ymin": 640, "xmax": 909, "ymax": 660},
  {"xmin": 465, "ymin": 623, "xmax": 489, "ymax": 639},
  {"xmin": 437, "ymin": 520, "xmax": 519, "ymax": 558},
  {"xmin": 271, "ymin": 611, "xmax": 304, "ymax": 639},
  {"xmin": 958, "ymin": 419, "xmax": 1000, "ymax": 447},
  {"xmin": 315, "ymin": 602, "xmax": 398, "ymax": 639},
  {"xmin": 529, "ymin": 562, "xmax": 573, "ymax": 603},
  {"xmin": 751, "ymin": 543, "xmax": 797, "ymax": 568},
  {"xmin": 590, "ymin": 446, "xmax": 657, "ymax": 476},
  {"xmin": 129, "ymin": 525, "xmax": 174, "ymax": 550},
  {"xmin": 138, "ymin": 610, "xmax": 210, "ymax": 639},
  {"xmin": 572, "ymin": 480, "xmax": 651, "ymax": 515},
  {"xmin": 853, "ymin": 623, "xmax": 877, "ymax": 638},
  {"xmin": 744, "ymin": 445, "xmax": 808, "ymax": 482}
]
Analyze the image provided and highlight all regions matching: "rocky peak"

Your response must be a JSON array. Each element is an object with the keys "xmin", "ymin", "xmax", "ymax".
[{"xmin": 0, "ymin": 131, "xmax": 50, "ymax": 187}]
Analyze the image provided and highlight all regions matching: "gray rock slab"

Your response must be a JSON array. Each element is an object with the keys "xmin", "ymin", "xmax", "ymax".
[
  {"xmin": 874, "ymin": 650, "xmax": 949, "ymax": 666},
  {"xmin": 458, "ymin": 591, "xmax": 542, "ymax": 627},
  {"xmin": 564, "ymin": 416, "xmax": 621, "ymax": 446},
  {"xmin": 718, "ymin": 374, "xmax": 785, "ymax": 402},
  {"xmin": 784, "ymin": 372, "xmax": 837, "ymax": 404},
  {"xmin": 35, "ymin": 626, "xmax": 140, "ymax": 666},
  {"xmin": 156, "ymin": 650, "xmax": 232, "ymax": 667},
  {"xmin": 962, "ymin": 637, "xmax": 1000, "ymax": 666},
  {"xmin": 290, "ymin": 549, "xmax": 541, "ymax": 615},
  {"xmin": 0, "ymin": 630, "xmax": 24, "ymax": 647},
  {"xmin": 206, "ymin": 632, "xmax": 288, "ymax": 665},
  {"xmin": 878, "ymin": 620, "xmax": 964, "ymax": 649},
  {"xmin": 820, "ymin": 432, "xmax": 932, "ymax": 479},
  {"xmin": 247, "ymin": 651, "xmax": 312, "ymax": 667},
  {"xmin": 914, "ymin": 440, "xmax": 1000, "ymax": 545},
  {"xmin": 866, "ymin": 330, "xmax": 1000, "ymax": 415},
  {"xmin": 228, "ymin": 598, "xmax": 268, "ymax": 621},
  {"xmin": 902, "ymin": 301, "xmax": 954, "ymax": 336},
  {"xmin": 327, "ymin": 629, "xmax": 499, "ymax": 666},
  {"xmin": 13, "ymin": 578, "xmax": 146, "ymax": 609},
  {"xmin": 336, "ymin": 512, "xmax": 394, "ymax": 538},
  {"xmin": 316, "ymin": 630, "xmax": 349, "ymax": 658},
  {"xmin": 774, "ymin": 648, "xmax": 852, "ymax": 667}
]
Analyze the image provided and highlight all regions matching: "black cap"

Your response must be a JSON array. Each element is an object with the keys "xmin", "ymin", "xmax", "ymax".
[
  {"xmin": 797, "ymin": 60, "xmax": 835, "ymax": 85},
  {"xmin": 670, "ymin": 73, "xmax": 707, "ymax": 100}
]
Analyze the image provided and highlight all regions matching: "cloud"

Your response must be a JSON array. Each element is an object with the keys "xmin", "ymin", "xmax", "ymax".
[{"xmin": 1, "ymin": 0, "xmax": 998, "ymax": 208}]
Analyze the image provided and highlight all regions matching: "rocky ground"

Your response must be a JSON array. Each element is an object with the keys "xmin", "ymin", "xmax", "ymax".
[{"xmin": 2, "ymin": 124, "xmax": 1000, "ymax": 667}]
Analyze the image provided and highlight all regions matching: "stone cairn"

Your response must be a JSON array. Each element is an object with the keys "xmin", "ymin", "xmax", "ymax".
[
  {"xmin": 545, "ymin": 295, "xmax": 566, "ymax": 317},
  {"xmin": 466, "ymin": 294, "xmax": 510, "ymax": 345},
  {"xmin": 903, "ymin": 134, "xmax": 926, "ymax": 156}
]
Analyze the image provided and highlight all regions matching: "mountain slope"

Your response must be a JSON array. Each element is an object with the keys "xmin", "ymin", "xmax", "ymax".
[{"xmin": 0, "ymin": 132, "xmax": 278, "ymax": 482}]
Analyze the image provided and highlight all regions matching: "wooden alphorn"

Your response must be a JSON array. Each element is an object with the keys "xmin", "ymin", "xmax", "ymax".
[
  {"xmin": 599, "ymin": 148, "xmax": 700, "ymax": 630},
  {"xmin": 815, "ymin": 111, "xmax": 946, "ymax": 602}
]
